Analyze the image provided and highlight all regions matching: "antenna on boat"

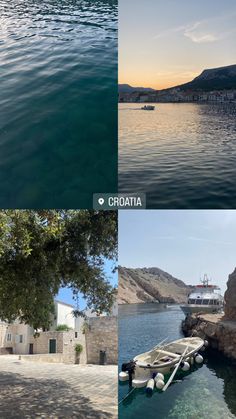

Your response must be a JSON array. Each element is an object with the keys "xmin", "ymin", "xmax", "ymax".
[{"xmin": 201, "ymin": 274, "xmax": 211, "ymax": 287}]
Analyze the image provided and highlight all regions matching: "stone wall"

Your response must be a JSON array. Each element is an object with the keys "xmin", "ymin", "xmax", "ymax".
[
  {"xmin": 0, "ymin": 347, "xmax": 13, "ymax": 355},
  {"xmin": 85, "ymin": 316, "xmax": 117, "ymax": 365},
  {"xmin": 30, "ymin": 331, "xmax": 64, "ymax": 354},
  {"xmin": 1, "ymin": 318, "xmax": 117, "ymax": 365},
  {"xmin": 29, "ymin": 330, "xmax": 87, "ymax": 364},
  {"xmin": 62, "ymin": 330, "xmax": 86, "ymax": 364}
]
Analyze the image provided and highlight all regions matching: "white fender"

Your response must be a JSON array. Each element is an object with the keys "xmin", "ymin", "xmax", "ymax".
[
  {"xmin": 146, "ymin": 378, "xmax": 155, "ymax": 394},
  {"xmin": 156, "ymin": 379, "xmax": 165, "ymax": 390},
  {"xmin": 119, "ymin": 371, "xmax": 129, "ymax": 382},
  {"xmin": 132, "ymin": 378, "xmax": 149, "ymax": 388}
]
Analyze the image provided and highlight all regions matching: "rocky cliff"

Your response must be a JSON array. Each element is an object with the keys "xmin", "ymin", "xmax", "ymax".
[
  {"xmin": 182, "ymin": 313, "xmax": 236, "ymax": 360},
  {"xmin": 118, "ymin": 266, "xmax": 191, "ymax": 304},
  {"xmin": 224, "ymin": 268, "xmax": 236, "ymax": 320}
]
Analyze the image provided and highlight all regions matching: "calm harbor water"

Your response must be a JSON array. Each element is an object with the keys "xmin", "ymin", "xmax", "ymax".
[
  {"xmin": 119, "ymin": 103, "xmax": 236, "ymax": 209},
  {"xmin": 0, "ymin": 0, "xmax": 117, "ymax": 208},
  {"xmin": 119, "ymin": 303, "xmax": 236, "ymax": 419}
]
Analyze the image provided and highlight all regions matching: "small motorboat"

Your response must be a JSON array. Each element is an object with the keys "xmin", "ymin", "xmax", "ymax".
[
  {"xmin": 141, "ymin": 105, "xmax": 155, "ymax": 110},
  {"xmin": 119, "ymin": 337, "xmax": 206, "ymax": 389}
]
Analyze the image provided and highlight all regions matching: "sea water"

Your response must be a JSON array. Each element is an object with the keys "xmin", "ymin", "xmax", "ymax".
[
  {"xmin": 0, "ymin": 0, "xmax": 117, "ymax": 207},
  {"xmin": 119, "ymin": 103, "xmax": 236, "ymax": 209},
  {"xmin": 119, "ymin": 303, "xmax": 236, "ymax": 419}
]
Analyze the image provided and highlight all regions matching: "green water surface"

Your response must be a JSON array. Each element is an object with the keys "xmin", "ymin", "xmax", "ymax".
[{"xmin": 0, "ymin": 0, "xmax": 117, "ymax": 208}]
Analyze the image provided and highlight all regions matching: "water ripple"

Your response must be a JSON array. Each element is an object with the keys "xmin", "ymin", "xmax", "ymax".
[
  {"xmin": 0, "ymin": 0, "xmax": 117, "ymax": 207},
  {"xmin": 119, "ymin": 103, "xmax": 236, "ymax": 209}
]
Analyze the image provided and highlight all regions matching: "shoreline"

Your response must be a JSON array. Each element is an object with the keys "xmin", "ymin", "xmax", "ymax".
[
  {"xmin": 119, "ymin": 101, "xmax": 236, "ymax": 105},
  {"xmin": 118, "ymin": 301, "xmax": 183, "ymax": 306},
  {"xmin": 182, "ymin": 313, "xmax": 236, "ymax": 361}
]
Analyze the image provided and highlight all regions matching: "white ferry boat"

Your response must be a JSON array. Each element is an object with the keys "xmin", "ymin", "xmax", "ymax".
[{"xmin": 180, "ymin": 274, "xmax": 224, "ymax": 315}]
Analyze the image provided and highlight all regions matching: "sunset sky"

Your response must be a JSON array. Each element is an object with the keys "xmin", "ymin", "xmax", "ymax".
[{"xmin": 119, "ymin": 0, "xmax": 236, "ymax": 89}]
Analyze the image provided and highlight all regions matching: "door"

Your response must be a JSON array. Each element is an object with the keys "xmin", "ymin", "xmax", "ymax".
[
  {"xmin": 49, "ymin": 339, "xmax": 57, "ymax": 353},
  {"xmin": 29, "ymin": 343, "xmax": 33, "ymax": 354}
]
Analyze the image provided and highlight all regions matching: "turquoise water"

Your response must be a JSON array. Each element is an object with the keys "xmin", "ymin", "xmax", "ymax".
[
  {"xmin": 119, "ymin": 304, "xmax": 236, "ymax": 419},
  {"xmin": 119, "ymin": 103, "xmax": 236, "ymax": 209},
  {"xmin": 0, "ymin": 0, "xmax": 117, "ymax": 208}
]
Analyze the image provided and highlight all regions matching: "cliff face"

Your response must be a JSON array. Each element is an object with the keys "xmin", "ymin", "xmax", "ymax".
[
  {"xmin": 118, "ymin": 266, "xmax": 191, "ymax": 304},
  {"xmin": 224, "ymin": 268, "xmax": 236, "ymax": 320}
]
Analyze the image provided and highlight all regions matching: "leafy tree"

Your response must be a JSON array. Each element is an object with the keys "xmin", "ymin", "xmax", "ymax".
[
  {"xmin": 55, "ymin": 324, "xmax": 72, "ymax": 332},
  {"xmin": 0, "ymin": 210, "xmax": 117, "ymax": 329}
]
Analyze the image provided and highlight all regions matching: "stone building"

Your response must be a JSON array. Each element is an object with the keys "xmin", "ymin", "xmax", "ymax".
[
  {"xmin": 0, "ymin": 300, "xmax": 118, "ymax": 365},
  {"xmin": 0, "ymin": 300, "xmax": 75, "ymax": 355},
  {"xmin": 85, "ymin": 316, "xmax": 118, "ymax": 364}
]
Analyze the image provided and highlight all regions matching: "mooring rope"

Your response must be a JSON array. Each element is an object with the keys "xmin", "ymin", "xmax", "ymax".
[{"xmin": 118, "ymin": 387, "xmax": 136, "ymax": 405}]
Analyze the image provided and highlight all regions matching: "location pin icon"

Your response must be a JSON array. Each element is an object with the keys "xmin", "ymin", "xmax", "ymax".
[{"xmin": 98, "ymin": 197, "xmax": 104, "ymax": 205}]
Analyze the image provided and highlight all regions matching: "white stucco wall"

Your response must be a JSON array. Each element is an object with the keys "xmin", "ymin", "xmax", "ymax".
[
  {"xmin": 0, "ymin": 322, "xmax": 7, "ymax": 348},
  {"xmin": 2, "ymin": 322, "xmax": 34, "ymax": 354},
  {"xmin": 52, "ymin": 301, "xmax": 75, "ymax": 330}
]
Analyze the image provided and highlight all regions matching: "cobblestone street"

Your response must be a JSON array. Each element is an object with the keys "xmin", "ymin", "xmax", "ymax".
[{"xmin": 0, "ymin": 356, "xmax": 117, "ymax": 419}]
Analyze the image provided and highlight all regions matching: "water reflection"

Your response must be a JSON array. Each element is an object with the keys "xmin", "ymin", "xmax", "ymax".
[{"xmin": 119, "ymin": 103, "xmax": 236, "ymax": 209}]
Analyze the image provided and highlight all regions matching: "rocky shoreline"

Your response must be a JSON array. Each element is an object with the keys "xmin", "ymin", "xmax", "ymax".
[
  {"xmin": 182, "ymin": 268, "xmax": 236, "ymax": 361},
  {"xmin": 182, "ymin": 313, "xmax": 236, "ymax": 360}
]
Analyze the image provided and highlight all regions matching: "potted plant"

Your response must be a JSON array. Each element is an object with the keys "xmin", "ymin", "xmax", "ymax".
[{"xmin": 75, "ymin": 343, "xmax": 83, "ymax": 364}]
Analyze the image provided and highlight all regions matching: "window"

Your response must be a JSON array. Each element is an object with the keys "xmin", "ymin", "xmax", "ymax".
[
  {"xmin": 188, "ymin": 299, "xmax": 196, "ymax": 304},
  {"xmin": 19, "ymin": 335, "xmax": 23, "ymax": 343},
  {"xmin": 75, "ymin": 332, "xmax": 78, "ymax": 338},
  {"xmin": 7, "ymin": 333, "xmax": 11, "ymax": 342},
  {"xmin": 202, "ymin": 299, "xmax": 209, "ymax": 305}
]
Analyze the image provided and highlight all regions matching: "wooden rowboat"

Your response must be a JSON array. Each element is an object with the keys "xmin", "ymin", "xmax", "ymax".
[{"xmin": 120, "ymin": 337, "xmax": 205, "ymax": 388}]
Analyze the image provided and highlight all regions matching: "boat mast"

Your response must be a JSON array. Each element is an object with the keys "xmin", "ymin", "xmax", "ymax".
[{"xmin": 201, "ymin": 273, "xmax": 211, "ymax": 287}]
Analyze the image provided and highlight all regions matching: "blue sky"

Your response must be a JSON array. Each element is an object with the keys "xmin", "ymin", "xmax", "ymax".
[
  {"xmin": 119, "ymin": 0, "xmax": 236, "ymax": 88},
  {"xmin": 118, "ymin": 210, "xmax": 236, "ymax": 293},
  {"xmin": 56, "ymin": 259, "xmax": 117, "ymax": 309}
]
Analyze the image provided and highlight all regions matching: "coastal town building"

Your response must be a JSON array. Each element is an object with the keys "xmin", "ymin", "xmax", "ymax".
[
  {"xmin": 0, "ymin": 300, "xmax": 118, "ymax": 364},
  {"xmin": 119, "ymin": 89, "xmax": 236, "ymax": 104}
]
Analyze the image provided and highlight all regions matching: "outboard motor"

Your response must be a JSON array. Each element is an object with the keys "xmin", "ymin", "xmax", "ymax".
[{"xmin": 121, "ymin": 360, "xmax": 136, "ymax": 386}]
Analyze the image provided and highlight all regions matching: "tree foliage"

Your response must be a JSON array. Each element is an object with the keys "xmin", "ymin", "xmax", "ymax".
[
  {"xmin": 55, "ymin": 324, "xmax": 72, "ymax": 332},
  {"xmin": 0, "ymin": 210, "xmax": 117, "ymax": 329}
]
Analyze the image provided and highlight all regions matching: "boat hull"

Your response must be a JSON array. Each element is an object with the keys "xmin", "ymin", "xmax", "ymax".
[
  {"xmin": 131, "ymin": 337, "xmax": 204, "ymax": 387},
  {"xmin": 180, "ymin": 304, "xmax": 223, "ymax": 315}
]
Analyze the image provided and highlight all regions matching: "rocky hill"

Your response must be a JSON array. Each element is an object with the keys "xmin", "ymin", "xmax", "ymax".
[
  {"xmin": 118, "ymin": 266, "xmax": 191, "ymax": 304},
  {"xmin": 118, "ymin": 84, "xmax": 154, "ymax": 93},
  {"xmin": 120, "ymin": 65, "xmax": 236, "ymax": 93},
  {"xmin": 179, "ymin": 64, "xmax": 236, "ymax": 91}
]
